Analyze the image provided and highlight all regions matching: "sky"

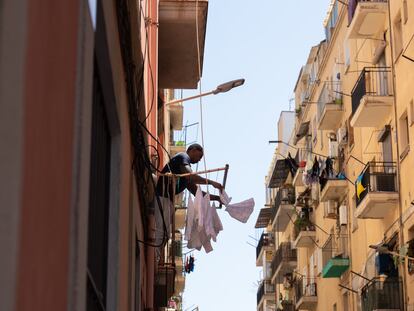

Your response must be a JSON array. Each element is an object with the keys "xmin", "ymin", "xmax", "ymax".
[{"xmin": 181, "ymin": 1, "xmax": 329, "ymax": 310}]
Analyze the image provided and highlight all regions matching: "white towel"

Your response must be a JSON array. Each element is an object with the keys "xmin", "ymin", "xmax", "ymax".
[{"xmin": 220, "ymin": 190, "xmax": 255, "ymax": 223}]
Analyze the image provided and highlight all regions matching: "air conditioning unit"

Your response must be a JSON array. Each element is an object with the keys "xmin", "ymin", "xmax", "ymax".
[
  {"xmin": 324, "ymin": 200, "xmax": 338, "ymax": 219},
  {"xmin": 337, "ymin": 126, "xmax": 347, "ymax": 145},
  {"xmin": 329, "ymin": 139, "xmax": 339, "ymax": 158}
]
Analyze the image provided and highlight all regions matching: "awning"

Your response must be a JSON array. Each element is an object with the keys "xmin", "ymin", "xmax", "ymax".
[
  {"xmin": 293, "ymin": 121, "xmax": 310, "ymax": 144},
  {"xmin": 268, "ymin": 159, "xmax": 290, "ymax": 188},
  {"xmin": 255, "ymin": 208, "xmax": 273, "ymax": 228}
]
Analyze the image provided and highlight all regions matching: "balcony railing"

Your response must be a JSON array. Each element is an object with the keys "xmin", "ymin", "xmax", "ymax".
[
  {"xmin": 348, "ymin": 0, "xmax": 388, "ymax": 25},
  {"xmin": 295, "ymin": 277, "xmax": 317, "ymax": 302},
  {"xmin": 257, "ymin": 280, "xmax": 275, "ymax": 305},
  {"xmin": 351, "ymin": 67, "xmax": 392, "ymax": 116},
  {"xmin": 271, "ymin": 242, "xmax": 297, "ymax": 277},
  {"xmin": 270, "ymin": 187, "xmax": 296, "ymax": 223},
  {"xmin": 355, "ymin": 162, "xmax": 397, "ymax": 207},
  {"xmin": 361, "ymin": 277, "xmax": 403, "ymax": 311},
  {"xmin": 256, "ymin": 232, "xmax": 273, "ymax": 259}
]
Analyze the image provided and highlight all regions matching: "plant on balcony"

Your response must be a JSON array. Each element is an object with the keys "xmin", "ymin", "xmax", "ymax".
[{"xmin": 295, "ymin": 107, "xmax": 302, "ymax": 116}]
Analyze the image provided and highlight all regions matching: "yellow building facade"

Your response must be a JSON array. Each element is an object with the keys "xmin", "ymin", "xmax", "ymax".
[{"xmin": 255, "ymin": 1, "xmax": 414, "ymax": 310}]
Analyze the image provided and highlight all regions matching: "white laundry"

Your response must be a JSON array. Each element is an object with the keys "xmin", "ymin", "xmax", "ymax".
[
  {"xmin": 220, "ymin": 190, "xmax": 255, "ymax": 223},
  {"xmin": 184, "ymin": 186, "xmax": 225, "ymax": 253}
]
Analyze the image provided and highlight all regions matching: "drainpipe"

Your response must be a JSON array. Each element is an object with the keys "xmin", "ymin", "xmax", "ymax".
[{"xmin": 386, "ymin": 1, "xmax": 408, "ymax": 310}]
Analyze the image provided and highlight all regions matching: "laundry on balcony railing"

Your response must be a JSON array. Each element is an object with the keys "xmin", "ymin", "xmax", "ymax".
[
  {"xmin": 295, "ymin": 276, "xmax": 317, "ymax": 301},
  {"xmin": 355, "ymin": 161, "xmax": 397, "ymax": 207}
]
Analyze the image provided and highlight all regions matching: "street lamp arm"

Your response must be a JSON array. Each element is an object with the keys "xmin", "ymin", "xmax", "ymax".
[{"xmin": 164, "ymin": 78, "xmax": 245, "ymax": 106}]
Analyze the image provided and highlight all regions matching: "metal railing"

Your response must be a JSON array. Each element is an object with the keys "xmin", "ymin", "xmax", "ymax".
[
  {"xmin": 257, "ymin": 280, "xmax": 275, "ymax": 305},
  {"xmin": 270, "ymin": 187, "xmax": 295, "ymax": 223},
  {"xmin": 355, "ymin": 162, "xmax": 397, "ymax": 207},
  {"xmin": 361, "ymin": 277, "xmax": 403, "ymax": 311},
  {"xmin": 271, "ymin": 242, "xmax": 297, "ymax": 276},
  {"xmin": 256, "ymin": 232, "xmax": 273, "ymax": 259},
  {"xmin": 295, "ymin": 277, "xmax": 317, "ymax": 302},
  {"xmin": 317, "ymin": 81, "xmax": 343, "ymax": 122},
  {"xmin": 348, "ymin": 0, "xmax": 388, "ymax": 25},
  {"xmin": 322, "ymin": 235, "xmax": 349, "ymax": 267},
  {"xmin": 351, "ymin": 67, "xmax": 393, "ymax": 115}
]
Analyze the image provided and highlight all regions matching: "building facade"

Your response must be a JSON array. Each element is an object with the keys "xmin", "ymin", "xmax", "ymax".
[
  {"xmin": 255, "ymin": 1, "xmax": 414, "ymax": 310},
  {"xmin": 0, "ymin": 0, "xmax": 208, "ymax": 310}
]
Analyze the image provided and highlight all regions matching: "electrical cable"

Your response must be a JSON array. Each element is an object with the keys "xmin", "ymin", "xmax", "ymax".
[{"xmin": 116, "ymin": 0, "xmax": 169, "ymax": 248}]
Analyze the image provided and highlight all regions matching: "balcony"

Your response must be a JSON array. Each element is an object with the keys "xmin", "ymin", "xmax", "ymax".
[
  {"xmin": 361, "ymin": 277, "xmax": 403, "ymax": 311},
  {"xmin": 350, "ymin": 67, "xmax": 394, "ymax": 128},
  {"xmin": 159, "ymin": 0, "xmax": 208, "ymax": 89},
  {"xmin": 155, "ymin": 265, "xmax": 175, "ymax": 308},
  {"xmin": 321, "ymin": 235, "xmax": 350, "ymax": 278},
  {"xmin": 271, "ymin": 186, "xmax": 296, "ymax": 232},
  {"xmin": 355, "ymin": 162, "xmax": 399, "ymax": 219},
  {"xmin": 347, "ymin": 0, "xmax": 388, "ymax": 39},
  {"xmin": 317, "ymin": 82, "xmax": 344, "ymax": 131},
  {"xmin": 256, "ymin": 232, "xmax": 274, "ymax": 266},
  {"xmin": 174, "ymin": 239, "xmax": 183, "ymax": 268},
  {"xmin": 295, "ymin": 277, "xmax": 318, "ymax": 310},
  {"xmin": 270, "ymin": 242, "xmax": 297, "ymax": 284},
  {"xmin": 257, "ymin": 280, "xmax": 275, "ymax": 307},
  {"xmin": 170, "ymin": 140, "xmax": 186, "ymax": 156},
  {"xmin": 293, "ymin": 210, "xmax": 316, "ymax": 248},
  {"xmin": 320, "ymin": 177, "xmax": 348, "ymax": 202}
]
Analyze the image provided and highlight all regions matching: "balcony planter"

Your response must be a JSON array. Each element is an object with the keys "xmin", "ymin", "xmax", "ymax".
[{"xmin": 322, "ymin": 257, "xmax": 350, "ymax": 278}]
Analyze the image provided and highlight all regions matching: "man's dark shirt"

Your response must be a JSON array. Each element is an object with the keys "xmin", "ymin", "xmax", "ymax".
[{"xmin": 156, "ymin": 152, "xmax": 191, "ymax": 199}]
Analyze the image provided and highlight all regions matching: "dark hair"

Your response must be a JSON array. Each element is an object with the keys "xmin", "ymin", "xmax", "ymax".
[{"xmin": 187, "ymin": 143, "xmax": 203, "ymax": 153}]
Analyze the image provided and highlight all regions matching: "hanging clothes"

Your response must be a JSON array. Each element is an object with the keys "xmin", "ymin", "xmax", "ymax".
[{"xmin": 220, "ymin": 190, "xmax": 255, "ymax": 223}]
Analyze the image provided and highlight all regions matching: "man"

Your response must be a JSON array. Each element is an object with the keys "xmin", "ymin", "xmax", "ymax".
[
  {"xmin": 156, "ymin": 143, "xmax": 223, "ymax": 201},
  {"xmin": 154, "ymin": 143, "xmax": 223, "ymax": 244}
]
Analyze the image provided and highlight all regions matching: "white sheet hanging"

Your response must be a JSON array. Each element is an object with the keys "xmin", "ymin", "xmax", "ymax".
[{"xmin": 220, "ymin": 190, "xmax": 255, "ymax": 223}]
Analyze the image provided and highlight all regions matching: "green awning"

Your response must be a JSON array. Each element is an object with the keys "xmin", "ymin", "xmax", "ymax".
[{"xmin": 322, "ymin": 258, "xmax": 350, "ymax": 278}]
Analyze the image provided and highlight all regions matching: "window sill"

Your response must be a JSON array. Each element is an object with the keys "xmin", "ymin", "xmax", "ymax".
[{"xmin": 400, "ymin": 145, "xmax": 410, "ymax": 162}]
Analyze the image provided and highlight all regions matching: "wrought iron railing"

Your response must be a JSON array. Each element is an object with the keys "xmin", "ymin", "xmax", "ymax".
[
  {"xmin": 271, "ymin": 242, "xmax": 297, "ymax": 277},
  {"xmin": 270, "ymin": 187, "xmax": 295, "ymax": 223},
  {"xmin": 361, "ymin": 277, "xmax": 403, "ymax": 311},
  {"xmin": 355, "ymin": 161, "xmax": 397, "ymax": 207},
  {"xmin": 257, "ymin": 280, "xmax": 274, "ymax": 305},
  {"xmin": 256, "ymin": 232, "xmax": 273, "ymax": 259},
  {"xmin": 351, "ymin": 67, "xmax": 393, "ymax": 115},
  {"xmin": 317, "ymin": 81, "xmax": 343, "ymax": 121},
  {"xmin": 348, "ymin": 0, "xmax": 388, "ymax": 25},
  {"xmin": 295, "ymin": 277, "xmax": 317, "ymax": 302}
]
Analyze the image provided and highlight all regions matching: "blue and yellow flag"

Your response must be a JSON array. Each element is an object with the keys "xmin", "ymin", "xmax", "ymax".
[{"xmin": 356, "ymin": 173, "xmax": 366, "ymax": 199}]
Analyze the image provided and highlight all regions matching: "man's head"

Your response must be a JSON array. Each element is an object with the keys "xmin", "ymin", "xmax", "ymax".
[{"xmin": 186, "ymin": 143, "xmax": 204, "ymax": 164}]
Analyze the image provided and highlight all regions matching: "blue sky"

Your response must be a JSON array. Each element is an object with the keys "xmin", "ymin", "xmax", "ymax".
[{"xmin": 181, "ymin": 1, "xmax": 329, "ymax": 310}]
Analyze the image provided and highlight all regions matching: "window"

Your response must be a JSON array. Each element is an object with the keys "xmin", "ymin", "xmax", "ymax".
[
  {"xmin": 393, "ymin": 13, "xmax": 403, "ymax": 59},
  {"xmin": 399, "ymin": 111, "xmax": 410, "ymax": 160}
]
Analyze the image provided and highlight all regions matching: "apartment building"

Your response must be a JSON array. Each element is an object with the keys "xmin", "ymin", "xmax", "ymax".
[
  {"xmin": 0, "ymin": 0, "xmax": 207, "ymax": 311},
  {"xmin": 255, "ymin": 1, "xmax": 414, "ymax": 310}
]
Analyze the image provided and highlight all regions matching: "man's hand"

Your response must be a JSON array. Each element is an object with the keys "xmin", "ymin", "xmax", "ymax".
[{"xmin": 209, "ymin": 180, "xmax": 224, "ymax": 192}]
